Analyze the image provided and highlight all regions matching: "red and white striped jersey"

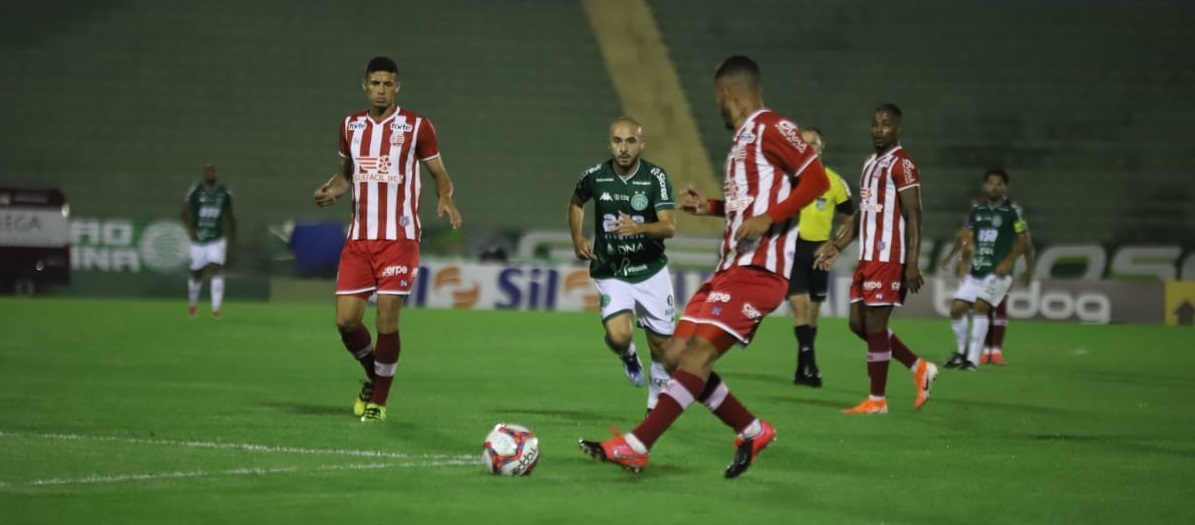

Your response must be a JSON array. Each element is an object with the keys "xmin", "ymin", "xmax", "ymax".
[
  {"xmin": 717, "ymin": 109, "xmax": 819, "ymax": 276},
  {"xmin": 338, "ymin": 107, "xmax": 440, "ymax": 241},
  {"xmin": 857, "ymin": 145, "xmax": 920, "ymax": 263}
]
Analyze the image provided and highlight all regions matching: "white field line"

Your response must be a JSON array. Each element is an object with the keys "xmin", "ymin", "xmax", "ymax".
[
  {"xmin": 0, "ymin": 430, "xmax": 484, "ymax": 488},
  {"xmin": 9, "ymin": 459, "xmax": 480, "ymax": 488},
  {"xmin": 0, "ymin": 430, "xmax": 477, "ymax": 461}
]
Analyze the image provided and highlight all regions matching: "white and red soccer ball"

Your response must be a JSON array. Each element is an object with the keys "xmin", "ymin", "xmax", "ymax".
[{"xmin": 483, "ymin": 423, "xmax": 539, "ymax": 476}]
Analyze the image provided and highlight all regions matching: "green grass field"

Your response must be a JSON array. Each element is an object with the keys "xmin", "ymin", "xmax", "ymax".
[{"xmin": 1, "ymin": 298, "xmax": 1192, "ymax": 524}]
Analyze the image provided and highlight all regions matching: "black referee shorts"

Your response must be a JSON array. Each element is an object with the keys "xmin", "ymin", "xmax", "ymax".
[{"xmin": 787, "ymin": 239, "xmax": 829, "ymax": 302}]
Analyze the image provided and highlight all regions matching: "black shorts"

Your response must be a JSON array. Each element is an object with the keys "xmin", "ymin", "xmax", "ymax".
[{"xmin": 787, "ymin": 239, "xmax": 829, "ymax": 302}]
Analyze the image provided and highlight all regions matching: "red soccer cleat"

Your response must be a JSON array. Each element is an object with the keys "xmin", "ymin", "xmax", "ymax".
[
  {"xmin": 188, "ymin": 306, "xmax": 198, "ymax": 319},
  {"xmin": 578, "ymin": 429, "xmax": 649, "ymax": 473}
]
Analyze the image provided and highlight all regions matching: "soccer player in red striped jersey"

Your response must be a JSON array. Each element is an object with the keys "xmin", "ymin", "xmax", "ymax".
[
  {"xmin": 313, "ymin": 56, "xmax": 463, "ymax": 423},
  {"xmin": 580, "ymin": 56, "xmax": 830, "ymax": 478},
  {"xmin": 815, "ymin": 104, "xmax": 938, "ymax": 414}
]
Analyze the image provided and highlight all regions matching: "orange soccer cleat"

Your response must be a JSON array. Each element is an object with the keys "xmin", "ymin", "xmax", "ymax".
[
  {"xmin": 913, "ymin": 360, "xmax": 940, "ymax": 409},
  {"xmin": 842, "ymin": 397, "xmax": 889, "ymax": 414}
]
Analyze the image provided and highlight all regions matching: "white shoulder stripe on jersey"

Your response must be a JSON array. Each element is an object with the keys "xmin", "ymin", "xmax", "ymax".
[
  {"xmin": 420, "ymin": 153, "xmax": 440, "ymax": 162},
  {"xmin": 896, "ymin": 183, "xmax": 921, "ymax": 192}
]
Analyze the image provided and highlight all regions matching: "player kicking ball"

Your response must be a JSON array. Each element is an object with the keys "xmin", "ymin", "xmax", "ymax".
[{"xmin": 579, "ymin": 56, "xmax": 830, "ymax": 477}]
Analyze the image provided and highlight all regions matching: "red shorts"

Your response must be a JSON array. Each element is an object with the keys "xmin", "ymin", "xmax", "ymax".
[
  {"xmin": 679, "ymin": 266, "xmax": 788, "ymax": 345},
  {"xmin": 849, "ymin": 260, "xmax": 907, "ymax": 306},
  {"xmin": 336, "ymin": 239, "xmax": 421, "ymax": 296}
]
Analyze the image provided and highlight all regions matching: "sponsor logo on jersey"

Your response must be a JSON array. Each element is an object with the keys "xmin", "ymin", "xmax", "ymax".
[
  {"xmin": 900, "ymin": 159, "xmax": 917, "ymax": 185},
  {"xmin": 723, "ymin": 180, "xmax": 755, "ymax": 212},
  {"xmin": 631, "ymin": 181, "xmax": 651, "ymax": 186},
  {"xmin": 708, "ymin": 291, "xmax": 732, "ymax": 303},
  {"xmin": 738, "ymin": 132, "xmax": 755, "ymax": 143},
  {"xmin": 380, "ymin": 265, "xmax": 409, "ymax": 277},
  {"xmin": 741, "ymin": 302, "xmax": 762, "ymax": 319},
  {"xmin": 775, "ymin": 120, "xmax": 808, "ymax": 152},
  {"xmin": 595, "ymin": 178, "xmax": 614, "ymax": 182},
  {"xmin": 599, "ymin": 192, "xmax": 613, "ymax": 201},
  {"xmin": 347, "ymin": 121, "xmax": 367, "ymax": 131},
  {"xmin": 390, "ymin": 122, "xmax": 413, "ymax": 132},
  {"xmin": 863, "ymin": 280, "xmax": 883, "ymax": 291}
]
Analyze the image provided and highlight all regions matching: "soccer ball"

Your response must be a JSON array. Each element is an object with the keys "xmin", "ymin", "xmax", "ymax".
[{"xmin": 483, "ymin": 423, "xmax": 539, "ymax": 476}]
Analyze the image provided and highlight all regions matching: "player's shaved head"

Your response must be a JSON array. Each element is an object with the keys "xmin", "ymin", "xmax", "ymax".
[
  {"xmin": 608, "ymin": 117, "xmax": 645, "ymax": 173},
  {"xmin": 714, "ymin": 55, "xmax": 761, "ymax": 92},
  {"xmin": 609, "ymin": 117, "xmax": 643, "ymax": 139}
]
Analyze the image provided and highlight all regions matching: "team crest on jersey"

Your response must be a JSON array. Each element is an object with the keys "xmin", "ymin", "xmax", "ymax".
[
  {"xmin": 991, "ymin": 215, "xmax": 1003, "ymax": 227},
  {"xmin": 390, "ymin": 133, "xmax": 405, "ymax": 146},
  {"xmin": 737, "ymin": 132, "xmax": 755, "ymax": 143},
  {"xmin": 878, "ymin": 158, "xmax": 893, "ymax": 168},
  {"xmin": 630, "ymin": 194, "xmax": 648, "ymax": 211}
]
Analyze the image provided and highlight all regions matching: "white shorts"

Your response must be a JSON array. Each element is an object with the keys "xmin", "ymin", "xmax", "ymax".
[
  {"xmin": 954, "ymin": 273, "xmax": 1013, "ymax": 307},
  {"xmin": 593, "ymin": 267, "xmax": 675, "ymax": 337},
  {"xmin": 189, "ymin": 238, "xmax": 228, "ymax": 271}
]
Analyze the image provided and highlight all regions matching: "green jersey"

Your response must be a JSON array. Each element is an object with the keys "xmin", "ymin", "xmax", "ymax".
[
  {"xmin": 573, "ymin": 159, "xmax": 675, "ymax": 283},
  {"xmin": 967, "ymin": 198, "xmax": 1028, "ymax": 277},
  {"xmin": 185, "ymin": 183, "xmax": 233, "ymax": 243}
]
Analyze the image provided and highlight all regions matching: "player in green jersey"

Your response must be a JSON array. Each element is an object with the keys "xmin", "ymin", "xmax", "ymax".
[
  {"xmin": 568, "ymin": 117, "xmax": 676, "ymax": 413},
  {"xmin": 181, "ymin": 163, "xmax": 236, "ymax": 319},
  {"xmin": 945, "ymin": 169, "xmax": 1030, "ymax": 370}
]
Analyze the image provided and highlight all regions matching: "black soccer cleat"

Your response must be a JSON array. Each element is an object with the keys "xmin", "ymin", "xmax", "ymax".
[
  {"xmin": 578, "ymin": 439, "xmax": 605, "ymax": 460},
  {"xmin": 724, "ymin": 420, "xmax": 776, "ymax": 479},
  {"xmin": 793, "ymin": 370, "xmax": 823, "ymax": 388},
  {"xmin": 943, "ymin": 353, "xmax": 967, "ymax": 369}
]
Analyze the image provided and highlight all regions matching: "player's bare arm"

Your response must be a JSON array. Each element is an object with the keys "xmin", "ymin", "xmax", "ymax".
[
  {"xmin": 958, "ymin": 228, "xmax": 975, "ymax": 278},
  {"xmin": 939, "ymin": 225, "xmax": 967, "ymax": 272},
  {"xmin": 614, "ymin": 209, "xmax": 676, "ymax": 238},
  {"xmin": 225, "ymin": 208, "xmax": 237, "ymax": 246},
  {"xmin": 567, "ymin": 193, "xmax": 596, "ymax": 260},
  {"xmin": 314, "ymin": 157, "xmax": 353, "ymax": 208},
  {"xmin": 898, "ymin": 186, "xmax": 925, "ymax": 293},
  {"xmin": 681, "ymin": 185, "xmax": 727, "ymax": 217},
  {"xmin": 996, "ymin": 231, "xmax": 1031, "ymax": 277},
  {"xmin": 1020, "ymin": 232, "xmax": 1036, "ymax": 285},
  {"xmin": 814, "ymin": 210, "xmax": 857, "ymax": 271},
  {"xmin": 737, "ymin": 160, "xmax": 830, "ymax": 243},
  {"xmin": 180, "ymin": 202, "xmax": 196, "ymax": 240},
  {"xmin": 423, "ymin": 156, "xmax": 462, "ymax": 229}
]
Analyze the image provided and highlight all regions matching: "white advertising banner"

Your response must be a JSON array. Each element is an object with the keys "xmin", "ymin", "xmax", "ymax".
[
  {"xmin": 403, "ymin": 263, "xmax": 1163, "ymax": 324},
  {"xmin": 0, "ymin": 208, "xmax": 69, "ymax": 247}
]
